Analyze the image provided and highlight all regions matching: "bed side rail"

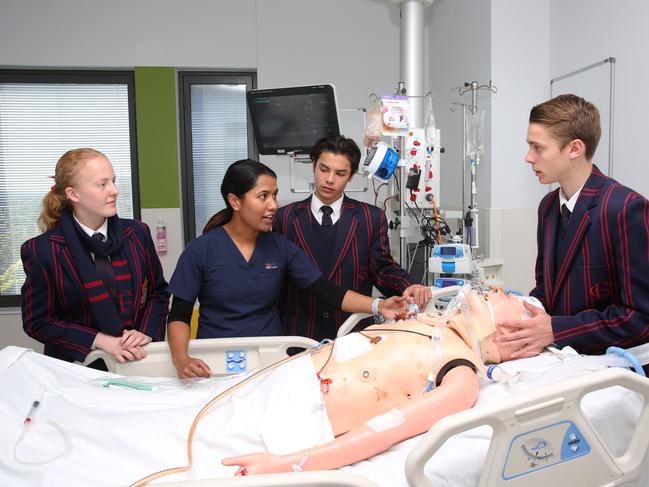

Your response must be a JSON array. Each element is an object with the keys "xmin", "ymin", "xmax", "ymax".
[
  {"xmin": 337, "ymin": 286, "xmax": 462, "ymax": 337},
  {"xmin": 81, "ymin": 335, "xmax": 319, "ymax": 377},
  {"xmin": 405, "ymin": 367, "xmax": 649, "ymax": 487},
  {"xmin": 155, "ymin": 470, "xmax": 380, "ymax": 487}
]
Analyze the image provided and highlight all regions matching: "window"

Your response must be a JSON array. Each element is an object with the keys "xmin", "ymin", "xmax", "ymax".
[
  {"xmin": 0, "ymin": 70, "xmax": 139, "ymax": 307},
  {"xmin": 179, "ymin": 72, "xmax": 256, "ymax": 242}
]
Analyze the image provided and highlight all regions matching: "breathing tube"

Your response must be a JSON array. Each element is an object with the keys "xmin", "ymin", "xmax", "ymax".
[
  {"xmin": 421, "ymin": 284, "xmax": 540, "ymax": 391},
  {"xmin": 420, "ymin": 284, "xmax": 485, "ymax": 394},
  {"xmin": 420, "ymin": 321, "xmax": 444, "ymax": 394}
]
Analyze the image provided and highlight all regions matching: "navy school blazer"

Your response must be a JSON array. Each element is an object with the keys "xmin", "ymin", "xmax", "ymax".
[
  {"xmin": 530, "ymin": 165, "xmax": 649, "ymax": 354},
  {"xmin": 273, "ymin": 195, "xmax": 416, "ymax": 339},
  {"xmin": 20, "ymin": 219, "xmax": 169, "ymax": 362}
]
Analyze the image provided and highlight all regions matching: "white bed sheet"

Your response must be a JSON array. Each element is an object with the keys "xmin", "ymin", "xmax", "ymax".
[{"xmin": 0, "ymin": 346, "xmax": 646, "ymax": 487}]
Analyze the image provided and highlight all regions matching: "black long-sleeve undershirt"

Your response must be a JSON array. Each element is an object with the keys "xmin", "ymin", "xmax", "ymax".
[{"xmin": 167, "ymin": 276, "xmax": 348, "ymax": 325}]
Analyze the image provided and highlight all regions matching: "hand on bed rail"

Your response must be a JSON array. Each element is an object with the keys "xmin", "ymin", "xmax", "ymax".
[
  {"xmin": 119, "ymin": 329, "xmax": 152, "ymax": 349},
  {"xmin": 173, "ymin": 355, "xmax": 212, "ymax": 379},
  {"xmin": 168, "ymin": 321, "xmax": 213, "ymax": 378},
  {"xmin": 93, "ymin": 332, "xmax": 149, "ymax": 363}
]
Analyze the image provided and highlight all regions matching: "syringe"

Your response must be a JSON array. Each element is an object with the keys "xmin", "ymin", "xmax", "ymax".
[{"xmin": 24, "ymin": 388, "xmax": 44, "ymax": 425}]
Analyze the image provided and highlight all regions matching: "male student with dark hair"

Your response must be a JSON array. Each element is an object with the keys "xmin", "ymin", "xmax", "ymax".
[{"xmin": 274, "ymin": 135, "xmax": 430, "ymax": 341}]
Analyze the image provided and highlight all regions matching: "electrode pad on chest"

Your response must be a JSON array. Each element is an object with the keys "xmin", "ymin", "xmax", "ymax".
[{"xmin": 334, "ymin": 333, "xmax": 374, "ymax": 363}]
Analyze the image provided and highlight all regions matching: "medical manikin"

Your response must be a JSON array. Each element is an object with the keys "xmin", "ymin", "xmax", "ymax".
[{"xmin": 135, "ymin": 287, "xmax": 542, "ymax": 484}]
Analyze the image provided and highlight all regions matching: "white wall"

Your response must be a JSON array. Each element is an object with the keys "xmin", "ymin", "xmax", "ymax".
[
  {"xmin": 488, "ymin": 0, "xmax": 551, "ymax": 292},
  {"xmin": 0, "ymin": 0, "xmax": 258, "ymax": 68},
  {"xmin": 427, "ymin": 0, "xmax": 492, "ymax": 212},
  {"xmin": 549, "ymin": 0, "xmax": 649, "ymax": 198},
  {"xmin": 490, "ymin": 0, "xmax": 550, "ymax": 210}
]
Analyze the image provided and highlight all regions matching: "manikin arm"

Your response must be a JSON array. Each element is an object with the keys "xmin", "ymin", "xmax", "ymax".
[{"xmin": 222, "ymin": 365, "xmax": 479, "ymax": 474}]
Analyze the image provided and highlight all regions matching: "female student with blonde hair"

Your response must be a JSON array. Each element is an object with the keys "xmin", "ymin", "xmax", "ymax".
[{"xmin": 21, "ymin": 148, "xmax": 169, "ymax": 366}]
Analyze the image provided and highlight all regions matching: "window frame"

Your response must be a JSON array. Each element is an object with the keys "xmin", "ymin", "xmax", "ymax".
[
  {"xmin": 178, "ymin": 71, "xmax": 257, "ymax": 244},
  {"xmin": 0, "ymin": 69, "xmax": 140, "ymax": 308}
]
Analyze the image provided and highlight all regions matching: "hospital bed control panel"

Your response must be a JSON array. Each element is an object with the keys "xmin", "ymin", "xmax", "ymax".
[
  {"xmin": 502, "ymin": 420, "xmax": 590, "ymax": 480},
  {"xmin": 226, "ymin": 350, "xmax": 247, "ymax": 373}
]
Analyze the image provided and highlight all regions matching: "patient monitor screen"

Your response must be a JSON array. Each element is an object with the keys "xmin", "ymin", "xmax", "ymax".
[
  {"xmin": 440, "ymin": 246, "xmax": 457, "ymax": 256},
  {"xmin": 247, "ymin": 84, "xmax": 340, "ymax": 155}
]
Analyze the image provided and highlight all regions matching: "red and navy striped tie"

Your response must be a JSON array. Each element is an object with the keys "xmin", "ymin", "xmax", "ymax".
[{"xmin": 92, "ymin": 232, "xmax": 117, "ymax": 297}]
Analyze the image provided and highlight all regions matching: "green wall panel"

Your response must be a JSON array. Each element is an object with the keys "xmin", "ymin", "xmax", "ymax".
[{"xmin": 135, "ymin": 67, "xmax": 180, "ymax": 208}]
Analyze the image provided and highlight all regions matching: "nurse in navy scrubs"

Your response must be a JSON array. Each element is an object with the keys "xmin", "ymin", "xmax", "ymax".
[{"xmin": 167, "ymin": 159, "xmax": 409, "ymax": 378}]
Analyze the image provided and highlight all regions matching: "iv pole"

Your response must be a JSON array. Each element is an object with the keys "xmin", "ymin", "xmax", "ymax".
[
  {"xmin": 450, "ymin": 80, "xmax": 496, "ymax": 254},
  {"xmin": 392, "ymin": 0, "xmax": 434, "ymax": 266}
]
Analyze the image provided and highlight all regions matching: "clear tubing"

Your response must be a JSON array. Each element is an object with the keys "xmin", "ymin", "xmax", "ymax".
[
  {"xmin": 422, "ymin": 284, "xmax": 481, "ymax": 393},
  {"xmin": 487, "ymin": 351, "xmax": 649, "ymax": 392},
  {"xmin": 421, "ymin": 323, "xmax": 445, "ymax": 394},
  {"xmin": 13, "ymin": 419, "xmax": 72, "ymax": 466}
]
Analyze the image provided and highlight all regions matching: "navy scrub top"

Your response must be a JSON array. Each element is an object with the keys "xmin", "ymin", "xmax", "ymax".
[{"xmin": 168, "ymin": 227, "xmax": 322, "ymax": 338}]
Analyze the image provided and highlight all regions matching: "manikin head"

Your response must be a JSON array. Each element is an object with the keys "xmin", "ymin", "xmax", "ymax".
[{"xmin": 435, "ymin": 287, "xmax": 544, "ymax": 365}]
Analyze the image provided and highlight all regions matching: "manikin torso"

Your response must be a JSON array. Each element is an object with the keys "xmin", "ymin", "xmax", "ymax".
[
  {"xmin": 309, "ymin": 288, "xmax": 529, "ymax": 436},
  {"xmin": 310, "ymin": 314, "xmax": 483, "ymax": 436}
]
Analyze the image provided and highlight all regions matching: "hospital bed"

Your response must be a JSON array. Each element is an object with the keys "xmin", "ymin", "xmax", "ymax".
[{"xmin": 2, "ymin": 287, "xmax": 649, "ymax": 487}]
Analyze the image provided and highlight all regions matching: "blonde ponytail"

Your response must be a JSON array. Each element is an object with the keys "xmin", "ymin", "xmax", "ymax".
[{"xmin": 38, "ymin": 187, "xmax": 69, "ymax": 232}]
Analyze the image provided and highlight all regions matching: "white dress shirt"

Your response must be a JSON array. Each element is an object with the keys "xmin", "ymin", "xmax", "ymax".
[
  {"xmin": 310, "ymin": 193, "xmax": 344, "ymax": 226},
  {"xmin": 559, "ymin": 184, "xmax": 584, "ymax": 213}
]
